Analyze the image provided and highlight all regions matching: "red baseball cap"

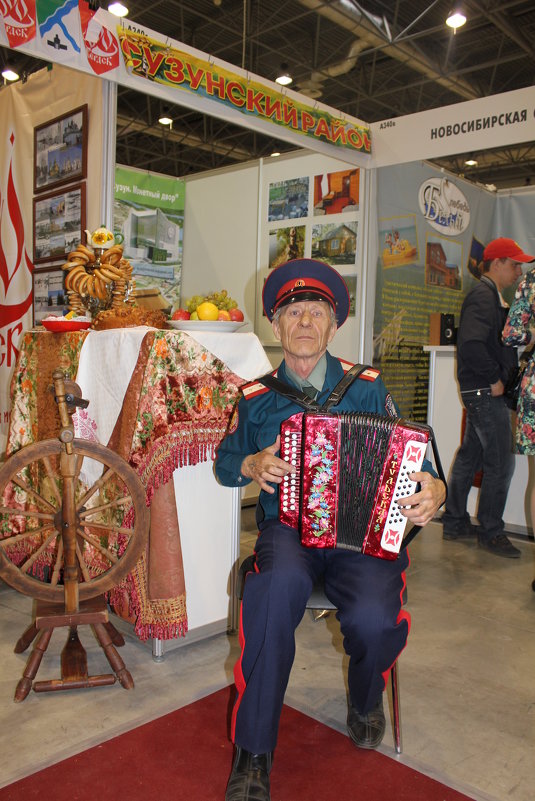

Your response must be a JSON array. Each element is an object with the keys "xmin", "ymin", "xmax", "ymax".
[{"xmin": 483, "ymin": 237, "xmax": 535, "ymax": 263}]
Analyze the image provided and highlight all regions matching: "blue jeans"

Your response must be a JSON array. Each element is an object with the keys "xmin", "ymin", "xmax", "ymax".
[{"xmin": 442, "ymin": 390, "xmax": 514, "ymax": 539}]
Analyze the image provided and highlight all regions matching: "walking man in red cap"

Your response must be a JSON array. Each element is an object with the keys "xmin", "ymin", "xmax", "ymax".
[
  {"xmin": 442, "ymin": 237, "xmax": 534, "ymax": 557},
  {"xmin": 215, "ymin": 258, "xmax": 446, "ymax": 801}
]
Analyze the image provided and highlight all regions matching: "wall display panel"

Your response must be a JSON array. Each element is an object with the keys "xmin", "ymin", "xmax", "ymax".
[
  {"xmin": 114, "ymin": 165, "xmax": 185, "ymax": 313},
  {"xmin": 256, "ymin": 152, "xmax": 366, "ymax": 364},
  {"xmin": 373, "ymin": 162, "xmax": 497, "ymax": 423},
  {"xmin": 33, "ymin": 104, "xmax": 88, "ymax": 194},
  {"xmin": 32, "ymin": 182, "xmax": 86, "ymax": 265},
  {"xmin": 32, "ymin": 267, "xmax": 68, "ymax": 324}
]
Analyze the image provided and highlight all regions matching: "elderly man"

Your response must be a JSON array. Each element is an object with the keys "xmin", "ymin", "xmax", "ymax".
[
  {"xmin": 442, "ymin": 237, "xmax": 534, "ymax": 557},
  {"xmin": 215, "ymin": 258, "xmax": 445, "ymax": 801}
]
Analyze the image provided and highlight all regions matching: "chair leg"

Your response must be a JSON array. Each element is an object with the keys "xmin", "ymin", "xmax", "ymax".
[{"xmin": 390, "ymin": 660, "xmax": 402, "ymax": 754}]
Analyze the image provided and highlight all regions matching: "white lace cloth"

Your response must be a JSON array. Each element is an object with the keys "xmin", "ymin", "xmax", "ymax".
[{"xmin": 184, "ymin": 330, "xmax": 272, "ymax": 382}]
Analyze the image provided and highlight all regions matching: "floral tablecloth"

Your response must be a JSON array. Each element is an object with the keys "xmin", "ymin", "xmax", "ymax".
[{"xmin": 6, "ymin": 328, "xmax": 257, "ymax": 640}]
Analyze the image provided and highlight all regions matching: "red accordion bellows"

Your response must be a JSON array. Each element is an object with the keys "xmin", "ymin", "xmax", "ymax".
[{"xmin": 279, "ymin": 411, "xmax": 430, "ymax": 560}]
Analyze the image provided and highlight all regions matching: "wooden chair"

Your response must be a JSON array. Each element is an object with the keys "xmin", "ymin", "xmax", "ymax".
[{"xmin": 237, "ymin": 553, "xmax": 403, "ymax": 754}]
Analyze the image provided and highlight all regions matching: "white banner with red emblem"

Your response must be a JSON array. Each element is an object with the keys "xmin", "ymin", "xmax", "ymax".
[
  {"xmin": 0, "ymin": 63, "xmax": 103, "ymax": 454},
  {"xmin": 0, "ymin": 82, "xmax": 34, "ymax": 450}
]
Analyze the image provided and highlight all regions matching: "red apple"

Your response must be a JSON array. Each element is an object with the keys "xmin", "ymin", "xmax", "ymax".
[
  {"xmin": 218, "ymin": 310, "xmax": 231, "ymax": 321},
  {"xmin": 229, "ymin": 308, "xmax": 244, "ymax": 322},
  {"xmin": 172, "ymin": 308, "xmax": 190, "ymax": 320}
]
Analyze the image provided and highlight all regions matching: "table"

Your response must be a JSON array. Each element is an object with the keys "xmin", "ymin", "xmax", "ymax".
[{"xmin": 6, "ymin": 327, "xmax": 271, "ymax": 648}]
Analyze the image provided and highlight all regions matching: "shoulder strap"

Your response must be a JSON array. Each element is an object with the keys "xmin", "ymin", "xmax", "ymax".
[
  {"xmin": 257, "ymin": 363, "xmax": 376, "ymax": 412},
  {"xmin": 322, "ymin": 363, "xmax": 369, "ymax": 410},
  {"xmin": 256, "ymin": 373, "xmax": 321, "ymax": 411}
]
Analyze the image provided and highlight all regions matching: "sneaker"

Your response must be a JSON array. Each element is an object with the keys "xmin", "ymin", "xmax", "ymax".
[
  {"xmin": 347, "ymin": 696, "xmax": 385, "ymax": 750},
  {"xmin": 443, "ymin": 521, "xmax": 477, "ymax": 541},
  {"xmin": 478, "ymin": 533, "xmax": 521, "ymax": 558}
]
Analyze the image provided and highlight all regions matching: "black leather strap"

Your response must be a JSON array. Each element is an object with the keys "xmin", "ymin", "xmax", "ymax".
[
  {"xmin": 322, "ymin": 364, "xmax": 368, "ymax": 410},
  {"xmin": 256, "ymin": 373, "xmax": 321, "ymax": 411},
  {"xmin": 257, "ymin": 363, "xmax": 368, "ymax": 412}
]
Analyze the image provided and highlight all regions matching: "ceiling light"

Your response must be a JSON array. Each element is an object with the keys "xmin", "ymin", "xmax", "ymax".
[
  {"xmin": 108, "ymin": 2, "xmax": 128, "ymax": 16},
  {"xmin": 270, "ymin": 151, "xmax": 281, "ymax": 158},
  {"xmin": 446, "ymin": 10, "xmax": 467, "ymax": 31},
  {"xmin": 464, "ymin": 157, "xmax": 478, "ymax": 167},
  {"xmin": 2, "ymin": 67, "xmax": 19, "ymax": 82},
  {"xmin": 158, "ymin": 108, "xmax": 173, "ymax": 126},
  {"xmin": 275, "ymin": 64, "xmax": 292, "ymax": 87}
]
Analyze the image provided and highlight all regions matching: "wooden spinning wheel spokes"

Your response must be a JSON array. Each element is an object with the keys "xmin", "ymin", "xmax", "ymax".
[{"xmin": 0, "ymin": 438, "xmax": 149, "ymax": 604}]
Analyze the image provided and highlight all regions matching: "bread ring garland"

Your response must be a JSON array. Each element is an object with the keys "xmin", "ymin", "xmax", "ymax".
[{"xmin": 62, "ymin": 242, "xmax": 135, "ymax": 314}]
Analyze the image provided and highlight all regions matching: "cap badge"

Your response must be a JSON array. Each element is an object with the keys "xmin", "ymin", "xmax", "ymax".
[{"xmin": 294, "ymin": 279, "xmax": 305, "ymax": 288}]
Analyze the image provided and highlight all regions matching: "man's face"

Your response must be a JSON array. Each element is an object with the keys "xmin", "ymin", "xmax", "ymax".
[
  {"xmin": 495, "ymin": 257, "xmax": 523, "ymax": 290},
  {"xmin": 272, "ymin": 300, "xmax": 337, "ymax": 365}
]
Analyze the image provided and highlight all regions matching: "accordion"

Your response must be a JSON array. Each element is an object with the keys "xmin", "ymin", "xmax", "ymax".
[{"xmin": 279, "ymin": 411, "xmax": 433, "ymax": 560}]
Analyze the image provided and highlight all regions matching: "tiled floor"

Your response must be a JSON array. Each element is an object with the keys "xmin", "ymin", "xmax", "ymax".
[{"xmin": 0, "ymin": 516, "xmax": 534, "ymax": 801}]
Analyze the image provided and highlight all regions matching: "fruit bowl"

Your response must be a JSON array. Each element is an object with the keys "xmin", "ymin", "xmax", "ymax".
[{"xmin": 168, "ymin": 320, "xmax": 244, "ymax": 333}]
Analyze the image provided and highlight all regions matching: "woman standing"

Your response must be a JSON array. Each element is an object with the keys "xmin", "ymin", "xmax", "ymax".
[{"xmin": 502, "ymin": 267, "xmax": 535, "ymax": 539}]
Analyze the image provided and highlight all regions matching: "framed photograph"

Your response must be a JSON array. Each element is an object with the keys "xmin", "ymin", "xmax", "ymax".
[
  {"xmin": 32, "ymin": 267, "xmax": 69, "ymax": 325},
  {"xmin": 34, "ymin": 104, "xmax": 87, "ymax": 193},
  {"xmin": 33, "ymin": 183, "xmax": 86, "ymax": 264}
]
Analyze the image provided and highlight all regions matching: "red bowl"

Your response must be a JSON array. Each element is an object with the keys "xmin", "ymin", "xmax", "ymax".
[{"xmin": 41, "ymin": 319, "xmax": 91, "ymax": 332}]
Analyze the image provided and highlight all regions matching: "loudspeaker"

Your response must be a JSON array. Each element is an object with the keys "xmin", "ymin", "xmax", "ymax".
[{"xmin": 429, "ymin": 312, "xmax": 456, "ymax": 345}]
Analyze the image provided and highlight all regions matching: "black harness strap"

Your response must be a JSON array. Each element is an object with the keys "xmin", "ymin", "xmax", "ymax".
[{"xmin": 257, "ymin": 363, "xmax": 368, "ymax": 412}]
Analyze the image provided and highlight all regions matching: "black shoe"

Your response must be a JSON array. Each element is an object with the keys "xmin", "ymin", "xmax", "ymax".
[
  {"xmin": 478, "ymin": 533, "xmax": 521, "ymax": 558},
  {"xmin": 225, "ymin": 747, "xmax": 272, "ymax": 801},
  {"xmin": 347, "ymin": 696, "xmax": 386, "ymax": 750},
  {"xmin": 443, "ymin": 521, "xmax": 477, "ymax": 541}
]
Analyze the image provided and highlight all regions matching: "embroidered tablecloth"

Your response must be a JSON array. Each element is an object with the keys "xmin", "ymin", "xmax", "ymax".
[{"xmin": 6, "ymin": 328, "xmax": 270, "ymax": 640}]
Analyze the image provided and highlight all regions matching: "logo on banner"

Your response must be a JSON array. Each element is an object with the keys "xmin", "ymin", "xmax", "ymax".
[
  {"xmin": 79, "ymin": 0, "xmax": 119, "ymax": 74},
  {"xmin": 37, "ymin": 0, "xmax": 82, "ymax": 63},
  {"xmin": 0, "ymin": 0, "xmax": 37, "ymax": 48},
  {"xmin": 0, "ymin": 132, "xmax": 34, "ymax": 330},
  {"xmin": 0, "ymin": 129, "xmax": 33, "ymax": 423},
  {"xmin": 418, "ymin": 177, "xmax": 470, "ymax": 235}
]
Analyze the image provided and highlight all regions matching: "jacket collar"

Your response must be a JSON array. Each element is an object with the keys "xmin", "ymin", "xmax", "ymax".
[{"xmin": 275, "ymin": 351, "xmax": 344, "ymax": 409}]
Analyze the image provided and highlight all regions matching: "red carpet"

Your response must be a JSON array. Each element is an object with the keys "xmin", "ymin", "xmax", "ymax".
[{"xmin": 1, "ymin": 686, "xmax": 475, "ymax": 801}]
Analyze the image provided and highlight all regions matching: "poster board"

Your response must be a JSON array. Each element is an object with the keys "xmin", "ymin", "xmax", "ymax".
[{"xmin": 256, "ymin": 151, "xmax": 365, "ymax": 364}]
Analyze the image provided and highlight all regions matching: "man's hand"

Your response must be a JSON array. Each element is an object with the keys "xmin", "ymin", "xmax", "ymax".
[
  {"xmin": 397, "ymin": 472, "xmax": 446, "ymax": 527},
  {"xmin": 240, "ymin": 435, "xmax": 295, "ymax": 494},
  {"xmin": 490, "ymin": 378, "xmax": 504, "ymax": 396}
]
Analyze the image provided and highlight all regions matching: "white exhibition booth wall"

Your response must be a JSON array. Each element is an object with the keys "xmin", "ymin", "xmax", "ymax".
[{"xmin": 182, "ymin": 150, "xmax": 370, "ymax": 366}]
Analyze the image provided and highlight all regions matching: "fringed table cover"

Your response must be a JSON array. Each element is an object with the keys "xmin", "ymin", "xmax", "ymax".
[{"xmin": 5, "ymin": 328, "xmax": 250, "ymax": 641}]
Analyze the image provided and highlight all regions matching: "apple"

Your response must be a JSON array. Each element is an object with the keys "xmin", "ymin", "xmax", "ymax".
[
  {"xmin": 172, "ymin": 308, "xmax": 190, "ymax": 320},
  {"xmin": 229, "ymin": 308, "xmax": 244, "ymax": 322},
  {"xmin": 218, "ymin": 310, "xmax": 231, "ymax": 321}
]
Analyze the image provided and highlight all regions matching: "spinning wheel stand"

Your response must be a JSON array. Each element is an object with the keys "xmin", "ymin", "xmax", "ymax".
[{"xmin": 0, "ymin": 370, "xmax": 150, "ymax": 701}]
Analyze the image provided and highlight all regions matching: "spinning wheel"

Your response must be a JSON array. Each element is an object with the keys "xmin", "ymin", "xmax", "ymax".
[{"xmin": 0, "ymin": 369, "xmax": 150, "ymax": 701}]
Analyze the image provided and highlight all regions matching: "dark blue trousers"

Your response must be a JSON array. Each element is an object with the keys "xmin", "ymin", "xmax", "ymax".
[
  {"xmin": 232, "ymin": 520, "xmax": 410, "ymax": 754},
  {"xmin": 442, "ymin": 392, "xmax": 514, "ymax": 539}
]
